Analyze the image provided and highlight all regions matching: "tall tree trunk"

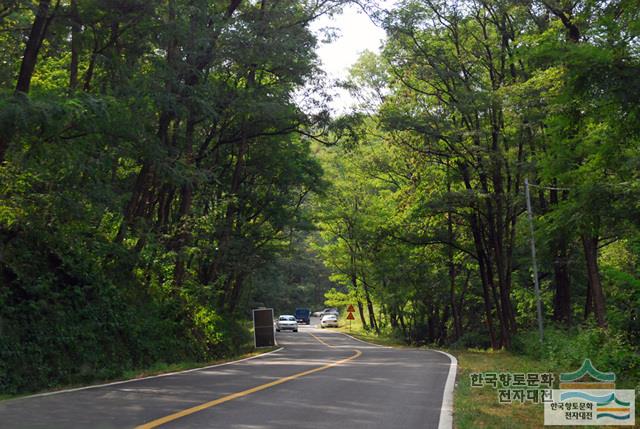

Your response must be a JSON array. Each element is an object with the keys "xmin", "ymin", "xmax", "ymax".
[
  {"xmin": 173, "ymin": 189, "xmax": 193, "ymax": 288},
  {"xmin": 360, "ymin": 273, "xmax": 378, "ymax": 333},
  {"xmin": 227, "ymin": 271, "xmax": 246, "ymax": 313},
  {"xmin": 115, "ymin": 0, "xmax": 178, "ymax": 243},
  {"xmin": 398, "ymin": 310, "xmax": 407, "ymax": 339},
  {"xmin": 356, "ymin": 300, "xmax": 367, "ymax": 330},
  {"xmin": 581, "ymin": 233, "xmax": 607, "ymax": 327},
  {"xmin": 209, "ymin": 66, "xmax": 256, "ymax": 296},
  {"xmin": 482, "ymin": 161, "xmax": 514, "ymax": 347},
  {"xmin": 173, "ymin": 112, "xmax": 195, "ymax": 288},
  {"xmin": 0, "ymin": 133, "xmax": 8, "ymax": 164},
  {"xmin": 584, "ymin": 280, "xmax": 593, "ymax": 320},
  {"xmin": 69, "ymin": 0, "xmax": 80, "ymax": 90},
  {"xmin": 157, "ymin": 184, "xmax": 175, "ymax": 231},
  {"xmin": 349, "ymin": 260, "xmax": 368, "ymax": 330},
  {"xmin": 2, "ymin": 0, "xmax": 57, "ymax": 162},
  {"xmin": 427, "ymin": 299, "xmax": 436, "ymax": 343},
  {"xmin": 15, "ymin": 0, "xmax": 56, "ymax": 94},
  {"xmin": 460, "ymin": 163, "xmax": 499, "ymax": 349},
  {"xmin": 553, "ymin": 246, "xmax": 571, "ymax": 323},
  {"xmin": 115, "ymin": 161, "xmax": 156, "ymax": 243},
  {"xmin": 550, "ymin": 189, "xmax": 571, "ymax": 323},
  {"xmin": 449, "ymin": 258, "xmax": 462, "ymax": 341},
  {"xmin": 389, "ymin": 304, "xmax": 398, "ymax": 330},
  {"xmin": 553, "ymin": 244, "xmax": 571, "ymax": 324},
  {"xmin": 439, "ymin": 304, "xmax": 450, "ymax": 345},
  {"xmin": 83, "ymin": 45, "xmax": 98, "ymax": 91},
  {"xmin": 364, "ymin": 286, "xmax": 378, "ymax": 334},
  {"xmin": 208, "ymin": 136, "xmax": 247, "ymax": 287},
  {"xmin": 447, "ymin": 166, "xmax": 462, "ymax": 340}
]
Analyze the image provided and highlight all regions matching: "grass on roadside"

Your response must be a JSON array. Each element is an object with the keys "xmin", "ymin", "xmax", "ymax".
[
  {"xmin": 328, "ymin": 313, "xmax": 407, "ymax": 347},
  {"xmin": 333, "ymin": 324, "xmax": 406, "ymax": 347},
  {"xmin": 453, "ymin": 349, "xmax": 549, "ymax": 429},
  {"xmin": 453, "ymin": 349, "xmax": 634, "ymax": 429}
]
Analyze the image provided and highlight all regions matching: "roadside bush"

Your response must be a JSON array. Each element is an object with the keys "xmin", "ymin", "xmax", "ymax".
[
  {"xmin": 450, "ymin": 330, "xmax": 494, "ymax": 350},
  {"xmin": 512, "ymin": 325, "xmax": 639, "ymax": 389},
  {"xmin": 601, "ymin": 266, "xmax": 640, "ymax": 349},
  {"xmin": 0, "ymin": 225, "xmax": 250, "ymax": 395}
]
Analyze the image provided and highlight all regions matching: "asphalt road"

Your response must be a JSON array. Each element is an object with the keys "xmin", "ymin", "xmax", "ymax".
[{"xmin": 0, "ymin": 319, "xmax": 456, "ymax": 429}]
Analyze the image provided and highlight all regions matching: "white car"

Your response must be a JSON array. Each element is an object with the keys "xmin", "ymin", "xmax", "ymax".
[
  {"xmin": 320, "ymin": 314, "xmax": 338, "ymax": 328},
  {"xmin": 276, "ymin": 315, "xmax": 298, "ymax": 332}
]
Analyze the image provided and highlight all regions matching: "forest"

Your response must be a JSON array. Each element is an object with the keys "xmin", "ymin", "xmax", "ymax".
[
  {"xmin": 312, "ymin": 0, "xmax": 639, "ymax": 385},
  {"xmin": 0, "ymin": 0, "xmax": 344, "ymax": 394},
  {"xmin": 1, "ymin": 0, "xmax": 639, "ymax": 395}
]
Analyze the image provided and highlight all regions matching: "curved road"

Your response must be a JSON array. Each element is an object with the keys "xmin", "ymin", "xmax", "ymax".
[{"xmin": 0, "ymin": 320, "xmax": 455, "ymax": 428}]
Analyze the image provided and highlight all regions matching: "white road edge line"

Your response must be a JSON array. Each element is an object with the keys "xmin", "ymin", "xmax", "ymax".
[
  {"xmin": 433, "ymin": 350, "xmax": 457, "ymax": 429},
  {"xmin": 336, "ymin": 331, "xmax": 457, "ymax": 429},
  {"xmin": 8, "ymin": 347, "xmax": 284, "ymax": 402}
]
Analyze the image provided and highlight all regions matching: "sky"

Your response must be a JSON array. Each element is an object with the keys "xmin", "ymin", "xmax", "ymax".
[{"xmin": 308, "ymin": 2, "xmax": 395, "ymax": 113}]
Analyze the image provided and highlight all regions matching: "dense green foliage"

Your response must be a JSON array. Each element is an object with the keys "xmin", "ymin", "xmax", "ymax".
[
  {"xmin": 2, "ymin": 0, "xmax": 639, "ymax": 397},
  {"xmin": 313, "ymin": 0, "xmax": 640, "ymax": 378},
  {"xmin": 248, "ymin": 231, "xmax": 337, "ymax": 315},
  {"xmin": 512, "ymin": 326, "xmax": 639, "ymax": 390},
  {"xmin": 0, "ymin": 0, "xmax": 342, "ymax": 394}
]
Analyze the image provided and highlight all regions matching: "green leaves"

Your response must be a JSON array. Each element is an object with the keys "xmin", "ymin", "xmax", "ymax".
[
  {"xmin": 313, "ymin": 0, "xmax": 640, "ymax": 349},
  {"xmin": 0, "ymin": 0, "xmax": 347, "ymax": 394}
]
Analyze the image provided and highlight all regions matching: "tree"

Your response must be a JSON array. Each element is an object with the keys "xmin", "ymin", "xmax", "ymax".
[{"xmin": 0, "ymin": 0, "xmax": 347, "ymax": 394}]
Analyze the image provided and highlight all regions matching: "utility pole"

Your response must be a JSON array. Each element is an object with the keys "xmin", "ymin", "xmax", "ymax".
[{"xmin": 525, "ymin": 178, "xmax": 544, "ymax": 343}]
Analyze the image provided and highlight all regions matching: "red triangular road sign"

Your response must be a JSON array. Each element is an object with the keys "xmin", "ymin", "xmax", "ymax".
[
  {"xmin": 346, "ymin": 304, "xmax": 355, "ymax": 313},
  {"xmin": 346, "ymin": 312, "xmax": 355, "ymax": 320}
]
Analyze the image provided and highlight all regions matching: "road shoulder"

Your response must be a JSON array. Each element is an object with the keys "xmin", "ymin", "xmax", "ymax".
[{"xmin": 2, "ymin": 347, "xmax": 283, "ymax": 403}]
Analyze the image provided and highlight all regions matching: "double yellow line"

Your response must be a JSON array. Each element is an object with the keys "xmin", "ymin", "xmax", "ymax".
[{"xmin": 137, "ymin": 335, "xmax": 360, "ymax": 428}]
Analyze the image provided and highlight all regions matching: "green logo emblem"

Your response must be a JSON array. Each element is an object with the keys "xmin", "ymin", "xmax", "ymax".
[{"xmin": 560, "ymin": 359, "xmax": 615, "ymax": 383}]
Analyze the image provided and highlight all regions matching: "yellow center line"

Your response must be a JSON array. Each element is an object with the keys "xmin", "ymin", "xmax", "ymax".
[
  {"xmin": 135, "ymin": 349, "xmax": 362, "ymax": 429},
  {"xmin": 308, "ymin": 331, "xmax": 336, "ymax": 348}
]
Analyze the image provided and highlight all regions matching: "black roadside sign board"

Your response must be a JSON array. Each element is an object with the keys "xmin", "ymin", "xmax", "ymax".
[{"xmin": 252, "ymin": 308, "xmax": 275, "ymax": 347}]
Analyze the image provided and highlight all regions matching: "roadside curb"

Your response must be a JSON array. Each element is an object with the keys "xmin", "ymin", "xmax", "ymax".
[
  {"xmin": 5, "ymin": 347, "xmax": 284, "ymax": 402},
  {"xmin": 432, "ymin": 350, "xmax": 457, "ymax": 429}
]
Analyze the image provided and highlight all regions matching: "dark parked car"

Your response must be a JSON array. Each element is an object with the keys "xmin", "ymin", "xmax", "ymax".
[{"xmin": 295, "ymin": 308, "xmax": 311, "ymax": 324}]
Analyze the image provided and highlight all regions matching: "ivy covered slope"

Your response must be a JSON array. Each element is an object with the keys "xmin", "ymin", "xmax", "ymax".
[
  {"xmin": 0, "ymin": 0, "xmax": 343, "ymax": 394},
  {"xmin": 312, "ymin": 0, "xmax": 640, "ymax": 385}
]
